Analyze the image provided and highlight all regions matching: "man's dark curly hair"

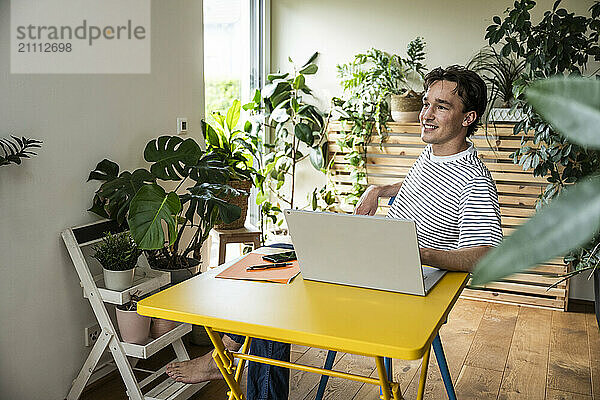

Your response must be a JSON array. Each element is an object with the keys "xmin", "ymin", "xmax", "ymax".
[{"xmin": 423, "ymin": 65, "xmax": 487, "ymax": 137}]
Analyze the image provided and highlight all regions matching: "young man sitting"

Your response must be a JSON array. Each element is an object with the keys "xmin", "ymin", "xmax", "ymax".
[{"xmin": 166, "ymin": 65, "xmax": 502, "ymax": 399}]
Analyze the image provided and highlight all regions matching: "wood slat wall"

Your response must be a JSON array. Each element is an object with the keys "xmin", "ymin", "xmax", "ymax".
[{"xmin": 327, "ymin": 121, "xmax": 568, "ymax": 311}]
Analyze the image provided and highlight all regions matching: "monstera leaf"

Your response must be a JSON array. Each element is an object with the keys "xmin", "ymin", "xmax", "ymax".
[
  {"xmin": 127, "ymin": 184, "xmax": 182, "ymax": 250},
  {"xmin": 88, "ymin": 159, "xmax": 155, "ymax": 226},
  {"xmin": 144, "ymin": 136, "xmax": 202, "ymax": 181},
  {"xmin": 184, "ymin": 183, "xmax": 242, "ymax": 225},
  {"xmin": 188, "ymin": 152, "xmax": 230, "ymax": 184}
]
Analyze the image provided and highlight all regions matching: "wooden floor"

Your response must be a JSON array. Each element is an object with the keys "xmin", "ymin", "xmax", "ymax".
[{"xmin": 81, "ymin": 298, "xmax": 599, "ymax": 400}]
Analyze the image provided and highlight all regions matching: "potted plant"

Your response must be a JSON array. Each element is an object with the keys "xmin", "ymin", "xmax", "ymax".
[
  {"xmin": 244, "ymin": 52, "xmax": 328, "ymax": 234},
  {"xmin": 331, "ymin": 38, "xmax": 428, "ymax": 207},
  {"xmin": 203, "ymin": 99, "xmax": 258, "ymax": 230},
  {"xmin": 336, "ymin": 38, "xmax": 428, "ymax": 127},
  {"xmin": 115, "ymin": 294, "xmax": 151, "ymax": 345},
  {"xmin": 467, "ymin": 46, "xmax": 526, "ymax": 122},
  {"xmin": 389, "ymin": 37, "xmax": 428, "ymax": 122},
  {"xmin": 92, "ymin": 232, "xmax": 141, "ymax": 291},
  {"xmin": 88, "ymin": 136, "xmax": 243, "ymax": 283}
]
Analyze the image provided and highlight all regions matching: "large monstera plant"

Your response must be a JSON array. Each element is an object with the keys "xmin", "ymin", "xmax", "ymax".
[{"xmin": 89, "ymin": 135, "xmax": 243, "ymax": 270}]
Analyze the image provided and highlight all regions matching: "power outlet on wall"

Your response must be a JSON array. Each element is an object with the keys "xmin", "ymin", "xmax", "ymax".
[{"xmin": 85, "ymin": 323, "xmax": 101, "ymax": 347}]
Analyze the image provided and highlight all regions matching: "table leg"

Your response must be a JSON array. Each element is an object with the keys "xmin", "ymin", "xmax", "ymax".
[
  {"xmin": 416, "ymin": 346, "xmax": 431, "ymax": 400},
  {"xmin": 228, "ymin": 336, "xmax": 252, "ymax": 400},
  {"xmin": 376, "ymin": 356, "xmax": 399, "ymax": 400},
  {"xmin": 252, "ymin": 236, "xmax": 261, "ymax": 251},
  {"xmin": 204, "ymin": 327, "xmax": 245, "ymax": 400},
  {"xmin": 432, "ymin": 334, "xmax": 456, "ymax": 400},
  {"xmin": 218, "ymin": 238, "xmax": 228, "ymax": 265},
  {"xmin": 315, "ymin": 350, "xmax": 337, "ymax": 400}
]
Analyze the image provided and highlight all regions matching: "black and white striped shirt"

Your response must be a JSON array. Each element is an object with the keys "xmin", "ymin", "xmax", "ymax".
[{"xmin": 387, "ymin": 144, "xmax": 503, "ymax": 250}]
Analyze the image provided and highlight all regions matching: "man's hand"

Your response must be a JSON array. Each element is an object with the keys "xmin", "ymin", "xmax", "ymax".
[
  {"xmin": 354, "ymin": 186, "xmax": 381, "ymax": 215},
  {"xmin": 354, "ymin": 182, "xmax": 403, "ymax": 215}
]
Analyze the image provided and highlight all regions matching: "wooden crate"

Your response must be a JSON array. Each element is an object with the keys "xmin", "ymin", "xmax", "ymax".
[{"xmin": 327, "ymin": 121, "xmax": 569, "ymax": 311}]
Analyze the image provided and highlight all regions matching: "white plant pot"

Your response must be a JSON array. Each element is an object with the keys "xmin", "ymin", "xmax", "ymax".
[
  {"xmin": 488, "ymin": 107, "xmax": 525, "ymax": 122},
  {"xmin": 103, "ymin": 267, "xmax": 135, "ymax": 291}
]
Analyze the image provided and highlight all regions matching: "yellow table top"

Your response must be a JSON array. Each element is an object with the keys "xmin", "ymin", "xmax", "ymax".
[{"xmin": 138, "ymin": 260, "xmax": 469, "ymax": 360}]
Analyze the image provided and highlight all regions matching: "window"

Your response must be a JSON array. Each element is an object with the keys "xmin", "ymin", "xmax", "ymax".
[
  {"xmin": 203, "ymin": 0, "xmax": 269, "ymax": 114},
  {"xmin": 203, "ymin": 0, "xmax": 269, "ymax": 226}
]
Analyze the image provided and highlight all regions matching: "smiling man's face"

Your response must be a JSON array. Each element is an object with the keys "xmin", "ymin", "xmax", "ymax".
[{"xmin": 419, "ymin": 80, "xmax": 476, "ymax": 156}]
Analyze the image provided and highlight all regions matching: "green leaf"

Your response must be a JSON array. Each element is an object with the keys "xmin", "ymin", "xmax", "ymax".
[
  {"xmin": 262, "ymin": 79, "xmax": 289, "ymax": 99},
  {"xmin": 128, "ymin": 184, "xmax": 182, "ymax": 250},
  {"xmin": 256, "ymin": 191, "xmax": 268, "ymax": 205},
  {"xmin": 185, "ymin": 183, "xmax": 242, "ymax": 224},
  {"xmin": 188, "ymin": 152, "xmax": 230, "ymax": 184},
  {"xmin": 226, "ymin": 99, "xmax": 241, "ymax": 132},
  {"xmin": 267, "ymin": 73, "xmax": 289, "ymax": 82},
  {"xmin": 472, "ymin": 175, "xmax": 600, "ymax": 285},
  {"xmin": 212, "ymin": 112, "xmax": 226, "ymax": 127},
  {"xmin": 299, "ymin": 63, "xmax": 318, "ymax": 75},
  {"xmin": 202, "ymin": 120, "xmax": 221, "ymax": 148},
  {"xmin": 309, "ymin": 146, "xmax": 324, "ymax": 169},
  {"xmin": 89, "ymin": 167, "xmax": 155, "ymax": 226},
  {"xmin": 294, "ymin": 123, "xmax": 314, "ymax": 146},
  {"xmin": 493, "ymin": 15, "xmax": 501, "ymax": 24},
  {"xmin": 302, "ymin": 52, "xmax": 319, "ymax": 67},
  {"xmin": 88, "ymin": 159, "xmax": 119, "ymax": 182},
  {"xmin": 525, "ymin": 77, "xmax": 600, "ymax": 149},
  {"xmin": 293, "ymin": 74, "xmax": 305, "ymax": 90},
  {"xmin": 271, "ymin": 107, "xmax": 290, "ymax": 123},
  {"xmin": 144, "ymin": 136, "xmax": 202, "ymax": 181},
  {"xmin": 253, "ymin": 88, "xmax": 261, "ymax": 103}
]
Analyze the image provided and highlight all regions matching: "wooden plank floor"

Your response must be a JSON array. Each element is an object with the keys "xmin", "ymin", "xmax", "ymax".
[{"xmin": 81, "ymin": 299, "xmax": 599, "ymax": 400}]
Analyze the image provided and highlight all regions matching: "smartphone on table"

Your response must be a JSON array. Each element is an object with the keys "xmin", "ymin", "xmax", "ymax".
[{"xmin": 262, "ymin": 251, "xmax": 296, "ymax": 263}]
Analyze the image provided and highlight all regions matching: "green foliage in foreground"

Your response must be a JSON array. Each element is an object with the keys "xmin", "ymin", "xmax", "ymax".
[{"xmin": 472, "ymin": 77, "xmax": 600, "ymax": 285}]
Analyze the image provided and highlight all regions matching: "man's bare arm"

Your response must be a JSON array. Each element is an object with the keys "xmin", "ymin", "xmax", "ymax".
[
  {"xmin": 354, "ymin": 182, "xmax": 403, "ymax": 215},
  {"xmin": 419, "ymin": 246, "xmax": 492, "ymax": 272}
]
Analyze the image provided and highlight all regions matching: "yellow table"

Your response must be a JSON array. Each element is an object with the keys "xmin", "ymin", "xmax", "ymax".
[{"xmin": 138, "ymin": 258, "xmax": 469, "ymax": 400}]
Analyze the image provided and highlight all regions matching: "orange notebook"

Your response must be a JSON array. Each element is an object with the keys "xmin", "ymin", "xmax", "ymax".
[{"xmin": 215, "ymin": 253, "xmax": 300, "ymax": 284}]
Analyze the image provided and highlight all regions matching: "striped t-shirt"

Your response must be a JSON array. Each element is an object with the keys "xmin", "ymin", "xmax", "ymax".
[{"xmin": 387, "ymin": 144, "xmax": 503, "ymax": 250}]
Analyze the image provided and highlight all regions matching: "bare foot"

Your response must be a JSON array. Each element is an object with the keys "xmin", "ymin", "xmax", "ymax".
[{"xmin": 166, "ymin": 335, "xmax": 243, "ymax": 384}]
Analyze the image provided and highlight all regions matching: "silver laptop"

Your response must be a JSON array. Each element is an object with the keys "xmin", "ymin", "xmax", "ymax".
[{"xmin": 284, "ymin": 209, "xmax": 446, "ymax": 296}]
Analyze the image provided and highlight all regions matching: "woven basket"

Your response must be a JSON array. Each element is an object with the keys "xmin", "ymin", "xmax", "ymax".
[
  {"xmin": 391, "ymin": 91, "xmax": 423, "ymax": 122},
  {"xmin": 214, "ymin": 179, "xmax": 252, "ymax": 230}
]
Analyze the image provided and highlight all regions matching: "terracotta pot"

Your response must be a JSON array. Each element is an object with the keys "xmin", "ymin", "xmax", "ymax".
[
  {"xmin": 391, "ymin": 92, "xmax": 423, "ymax": 123},
  {"xmin": 150, "ymin": 318, "xmax": 179, "ymax": 338},
  {"xmin": 214, "ymin": 179, "xmax": 252, "ymax": 230},
  {"xmin": 116, "ymin": 308, "xmax": 151, "ymax": 344}
]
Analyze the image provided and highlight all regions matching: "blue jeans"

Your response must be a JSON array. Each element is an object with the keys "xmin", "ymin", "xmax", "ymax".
[{"xmin": 227, "ymin": 334, "xmax": 290, "ymax": 400}]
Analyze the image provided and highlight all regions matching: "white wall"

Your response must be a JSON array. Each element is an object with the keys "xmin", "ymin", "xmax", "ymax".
[
  {"xmin": 270, "ymin": 0, "xmax": 596, "ymax": 301},
  {"xmin": 0, "ymin": 1, "xmax": 205, "ymax": 398}
]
